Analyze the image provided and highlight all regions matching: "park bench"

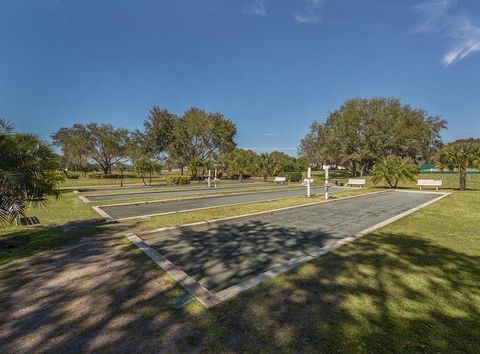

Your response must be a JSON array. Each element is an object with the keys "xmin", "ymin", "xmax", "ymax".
[
  {"xmin": 273, "ymin": 177, "xmax": 286, "ymax": 184},
  {"xmin": 417, "ymin": 179, "xmax": 442, "ymax": 191},
  {"xmin": 346, "ymin": 178, "xmax": 366, "ymax": 188}
]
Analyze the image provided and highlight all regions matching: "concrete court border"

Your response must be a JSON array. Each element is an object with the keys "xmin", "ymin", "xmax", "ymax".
[
  {"xmin": 126, "ymin": 190, "xmax": 450, "ymax": 307},
  {"xmin": 96, "ymin": 186, "xmax": 357, "ymax": 221}
]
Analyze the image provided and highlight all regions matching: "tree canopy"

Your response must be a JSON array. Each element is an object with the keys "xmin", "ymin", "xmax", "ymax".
[
  {"xmin": 52, "ymin": 123, "xmax": 129, "ymax": 175},
  {"xmin": 299, "ymin": 98, "xmax": 446, "ymax": 176}
]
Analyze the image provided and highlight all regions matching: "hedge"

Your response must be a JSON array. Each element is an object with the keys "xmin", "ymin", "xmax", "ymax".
[{"xmin": 166, "ymin": 175, "xmax": 191, "ymax": 185}]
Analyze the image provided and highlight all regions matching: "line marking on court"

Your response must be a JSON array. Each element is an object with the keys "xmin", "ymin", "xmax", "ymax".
[{"xmin": 127, "ymin": 190, "xmax": 450, "ymax": 308}]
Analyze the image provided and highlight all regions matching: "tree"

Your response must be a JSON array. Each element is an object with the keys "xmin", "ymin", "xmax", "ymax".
[
  {"xmin": 255, "ymin": 153, "xmax": 281, "ymax": 182},
  {"xmin": 52, "ymin": 123, "xmax": 129, "ymax": 175},
  {"xmin": 371, "ymin": 156, "xmax": 417, "ymax": 188},
  {"xmin": 133, "ymin": 158, "xmax": 162, "ymax": 186},
  {"xmin": 168, "ymin": 108, "xmax": 237, "ymax": 174},
  {"xmin": 299, "ymin": 98, "xmax": 446, "ymax": 176},
  {"xmin": 143, "ymin": 106, "xmax": 176, "ymax": 159},
  {"xmin": 0, "ymin": 119, "xmax": 64, "ymax": 224},
  {"xmin": 224, "ymin": 148, "xmax": 257, "ymax": 181},
  {"xmin": 437, "ymin": 141, "xmax": 480, "ymax": 191}
]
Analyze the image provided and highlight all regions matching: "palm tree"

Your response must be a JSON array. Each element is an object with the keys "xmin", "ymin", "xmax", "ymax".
[
  {"xmin": 371, "ymin": 156, "xmax": 417, "ymax": 188},
  {"xmin": 0, "ymin": 119, "xmax": 64, "ymax": 224},
  {"xmin": 437, "ymin": 142, "xmax": 480, "ymax": 191}
]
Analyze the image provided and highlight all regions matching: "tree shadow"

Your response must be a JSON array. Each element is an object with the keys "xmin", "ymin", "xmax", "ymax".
[{"xmin": 0, "ymin": 222, "xmax": 479, "ymax": 352}]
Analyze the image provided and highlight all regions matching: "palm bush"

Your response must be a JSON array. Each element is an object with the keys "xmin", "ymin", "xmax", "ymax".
[
  {"xmin": 0, "ymin": 119, "xmax": 64, "ymax": 224},
  {"xmin": 371, "ymin": 156, "xmax": 417, "ymax": 188},
  {"xmin": 436, "ymin": 141, "xmax": 480, "ymax": 190}
]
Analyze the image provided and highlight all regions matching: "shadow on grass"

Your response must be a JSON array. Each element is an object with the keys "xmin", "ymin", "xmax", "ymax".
[
  {"xmin": 0, "ymin": 220, "xmax": 136, "ymax": 265},
  {"xmin": 0, "ymin": 216, "xmax": 479, "ymax": 352}
]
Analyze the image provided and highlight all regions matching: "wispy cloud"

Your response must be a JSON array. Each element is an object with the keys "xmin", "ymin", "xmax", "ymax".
[
  {"xmin": 414, "ymin": 0, "xmax": 480, "ymax": 66},
  {"xmin": 244, "ymin": 0, "xmax": 267, "ymax": 17},
  {"xmin": 294, "ymin": 0, "xmax": 326, "ymax": 24}
]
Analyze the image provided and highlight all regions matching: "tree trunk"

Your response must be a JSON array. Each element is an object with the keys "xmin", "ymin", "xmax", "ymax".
[
  {"xmin": 149, "ymin": 171, "xmax": 152, "ymax": 186},
  {"xmin": 141, "ymin": 174, "xmax": 146, "ymax": 186},
  {"xmin": 180, "ymin": 166, "xmax": 184, "ymax": 175},
  {"xmin": 263, "ymin": 175, "xmax": 268, "ymax": 182},
  {"xmin": 120, "ymin": 169, "xmax": 124, "ymax": 187},
  {"xmin": 239, "ymin": 173, "xmax": 243, "ymax": 182},
  {"xmin": 459, "ymin": 169, "xmax": 467, "ymax": 191},
  {"xmin": 102, "ymin": 166, "xmax": 109, "ymax": 175}
]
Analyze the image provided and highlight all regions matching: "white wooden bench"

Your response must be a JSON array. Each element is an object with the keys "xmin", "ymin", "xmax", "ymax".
[
  {"xmin": 273, "ymin": 177, "xmax": 286, "ymax": 184},
  {"xmin": 346, "ymin": 178, "xmax": 366, "ymax": 188},
  {"xmin": 417, "ymin": 179, "xmax": 442, "ymax": 191}
]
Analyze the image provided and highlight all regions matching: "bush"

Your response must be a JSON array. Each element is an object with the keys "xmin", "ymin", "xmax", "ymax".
[
  {"xmin": 286, "ymin": 171, "xmax": 302, "ymax": 182},
  {"xmin": 65, "ymin": 172, "xmax": 80, "ymax": 179},
  {"xmin": 88, "ymin": 173, "xmax": 104, "ymax": 179},
  {"xmin": 166, "ymin": 175, "xmax": 191, "ymax": 185}
]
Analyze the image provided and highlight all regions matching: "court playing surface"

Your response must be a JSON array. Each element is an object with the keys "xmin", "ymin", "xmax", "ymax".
[
  {"xmin": 130, "ymin": 191, "xmax": 445, "ymax": 305},
  {"xmin": 86, "ymin": 182, "xmax": 296, "ymax": 202},
  {"xmin": 99, "ymin": 186, "xmax": 347, "ymax": 220}
]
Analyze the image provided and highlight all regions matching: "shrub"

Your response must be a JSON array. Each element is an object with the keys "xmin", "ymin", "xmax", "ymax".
[
  {"xmin": 65, "ymin": 172, "xmax": 80, "ymax": 179},
  {"xmin": 88, "ymin": 173, "xmax": 104, "ymax": 179},
  {"xmin": 286, "ymin": 171, "xmax": 302, "ymax": 182},
  {"xmin": 166, "ymin": 175, "xmax": 191, "ymax": 185}
]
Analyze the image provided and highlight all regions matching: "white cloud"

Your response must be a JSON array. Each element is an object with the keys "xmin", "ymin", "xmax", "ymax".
[
  {"xmin": 294, "ymin": 0, "xmax": 326, "ymax": 24},
  {"xmin": 244, "ymin": 0, "xmax": 267, "ymax": 17},
  {"xmin": 415, "ymin": 0, "xmax": 480, "ymax": 66}
]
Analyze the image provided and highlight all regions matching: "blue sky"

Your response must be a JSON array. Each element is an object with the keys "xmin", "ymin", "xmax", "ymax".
[{"xmin": 1, "ymin": 0, "xmax": 479, "ymax": 155}]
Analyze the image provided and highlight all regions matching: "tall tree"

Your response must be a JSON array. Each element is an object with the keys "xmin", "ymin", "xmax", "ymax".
[
  {"xmin": 143, "ymin": 106, "xmax": 176, "ymax": 158},
  {"xmin": 299, "ymin": 98, "xmax": 446, "ymax": 176},
  {"xmin": 437, "ymin": 140, "xmax": 480, "ymax": 191},
  {"xmin": 168, "ymin": 108, "xmax": 237, "ymax": 174},
  {"xmin": 52, "ymin": 123, "xmax": 129, "ymax": 175},
  {"xmin": 1, "ymin": 119, "xmax": 63, "ymax": 224}
]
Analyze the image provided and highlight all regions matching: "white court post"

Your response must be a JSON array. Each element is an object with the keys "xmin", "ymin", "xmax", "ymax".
[
  {"xmin": 214, "ymin": 168, "xmax": 217, "ymax": 188},
  {"xmin": 307, "ymin": 167, "xmax": 312, "ymax": 197},
  {"xmin": 207, "ymin": 169, "xmax": 211, "ymax": 188},
  {"xmin": 324, "ymin": 165, "xmax": 329, "ymax": 200}
]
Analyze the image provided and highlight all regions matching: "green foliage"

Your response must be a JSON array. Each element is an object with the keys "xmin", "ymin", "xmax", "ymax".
[
  {"xmin": 437, "ymin": 140, "xmax": 480, "ymax": 190},
  {"xmin": 255, "ymin": 153, "xmax": 281, "ymax": 182},
  {"xmin": 0, "ymin": 120, "xmax": 64, "ymax": 224},
  {"xmin": 286, "ymin": 171, "xmax": 302, "ymax": 182},
  {"xmin": 169, "ymin": 108, "xmax": 237, "ymax": 171},
  {"xmin": 223, "ymin": 148, "xmax": 256, "ymax": 181},
  {"xmin": 52, "ymin": 123, "xmax": 129, "ymax": 175},
  {"xmin": 165, "ymin": 175, "xmax": 191, "ymax": 185},
  {"xmin": 371, "ymin": 156, "xmax": 417, "ymax": 188},
  {"xmin": 65, "ymin": 171, "xmax": 80, "ymax": 179},
  {"xmin": 299, "ymin": 97, "xmax": 446, "ymax": 175}
]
